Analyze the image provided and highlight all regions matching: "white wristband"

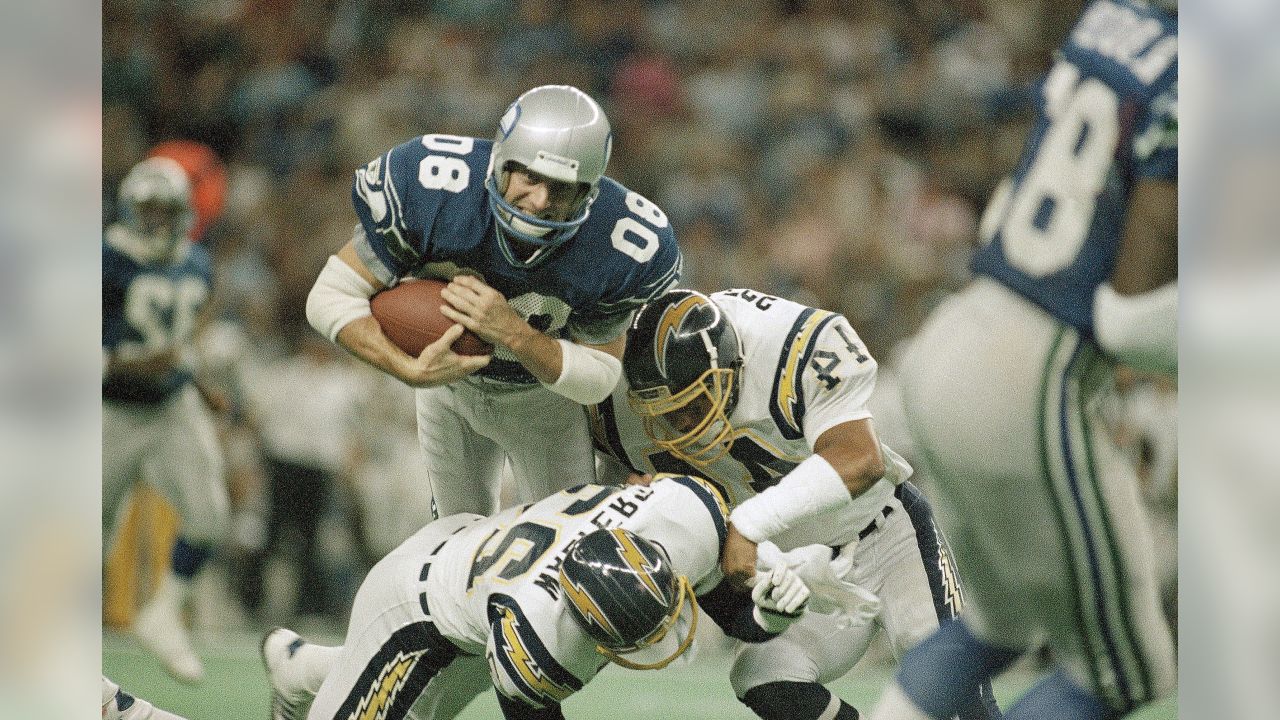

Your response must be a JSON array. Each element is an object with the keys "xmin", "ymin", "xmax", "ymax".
[
  {"xmin": 545, "ymin": 339, "xmax": 622, "ymax": 405},
  {"xmin": 730, "ymin": 454, "xmax": 849, "ymax": 543},
  {"xmin": 1093, "ymin": 281, "xmax": 1177, "ymax": 372},
  {"xmin": 306, "ymin": 255, "xmax": 376, "ymax": 342}
]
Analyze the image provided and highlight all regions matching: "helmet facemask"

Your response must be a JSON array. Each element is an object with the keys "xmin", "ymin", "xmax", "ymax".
[
  {"xmin": 595, "ymin": 576, "xmax": 698, "ymax": 671},
  {"xmin": 118, "ymin": 157, "xmax": 194, "ymax": 263},
  {"xmin": 628, "ymin": 363, "xmax": 741, "ymax": 467},
  {"xmin": 486, "ymin": 161, "xmax": 596, "ymax": 267},
  {"xmin": 484, "ymin": 85, "xmax": 613, "ymax": 269}
]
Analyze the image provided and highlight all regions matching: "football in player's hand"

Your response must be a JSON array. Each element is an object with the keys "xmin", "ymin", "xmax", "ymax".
[{"xmin": 370, "ymin": 279, "xmax": 494, "ymax": 357}]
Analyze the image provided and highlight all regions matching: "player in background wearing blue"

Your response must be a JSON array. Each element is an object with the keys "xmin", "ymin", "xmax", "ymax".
[
  {"xmin": 102, "ymin": 157, "xmax": 229, "ymax": 683},
  {"xmin": 305, "ymin": 84, "xmax": 682, "ymax": 520},
  {"xmin": 869, "ymin": 2, "xmax": 1178, "ymax": 718}
]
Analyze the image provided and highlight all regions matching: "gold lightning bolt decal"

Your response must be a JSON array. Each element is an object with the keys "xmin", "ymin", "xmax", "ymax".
[
  {"xmin": 499, "ymin": 607, "xmax": 575, "ymax": 702},
  {"xmin": 776, "ymin": 311, "xmax": 833, "ymax": 432},
  {"xmin": 936, "ymin": 539, "xmax": 965, "ymax": 616},
  {"xmin": 350, "ymin": 650, "xmax": 424, "ymax": 720},
  {"xmin": 558, "ymin": 570, "xmax": 618, "ymax": 642},
  {"xmin": 653, "ymin": 295, "xmax": 706, "ymax": 376},
  {"xmin": 611, "ymin": 529, "xmax": 665, "ymax": 602}
]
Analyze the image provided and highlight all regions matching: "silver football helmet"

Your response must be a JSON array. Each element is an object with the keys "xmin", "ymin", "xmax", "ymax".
[
  {"xmin": 486, "ymin": 85, "xmax": 613, "ymax": 268},
  {"xmin": 118, "ymin": 157, "xmax": 194, "ymax": 261}
]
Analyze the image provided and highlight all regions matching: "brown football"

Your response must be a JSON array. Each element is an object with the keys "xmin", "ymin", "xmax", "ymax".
[{"xmin": 370, "ymin": 279, "xmax": 494, "ymax": 357}]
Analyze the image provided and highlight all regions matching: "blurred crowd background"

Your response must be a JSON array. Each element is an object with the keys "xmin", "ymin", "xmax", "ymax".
[{"xmin": 100, "ymin": 0, "xmax": 1178, "ymax": 646}]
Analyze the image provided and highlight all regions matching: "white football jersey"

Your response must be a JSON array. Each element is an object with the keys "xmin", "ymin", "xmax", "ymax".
[
  {"xmin": 591, "ymin": 288, "xmax": 912, "ymax": 549},
  {"xmin": 424, "ymin": 477, "xmax": 730, "ymax": 709}
]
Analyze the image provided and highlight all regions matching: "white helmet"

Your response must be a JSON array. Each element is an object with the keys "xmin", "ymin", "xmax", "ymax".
[
  {"xmin": 485, "ymin": 85, "xmax": 613, "ymax": 268},
  {"xmin": 118, "ymin": 157, "xmax": 194, "ymax": 260}
]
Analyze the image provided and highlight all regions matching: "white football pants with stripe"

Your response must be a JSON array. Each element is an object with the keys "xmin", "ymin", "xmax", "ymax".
[{"xmin": 896, "ymin": 278, "xmax": 1176, "ymax": 712}]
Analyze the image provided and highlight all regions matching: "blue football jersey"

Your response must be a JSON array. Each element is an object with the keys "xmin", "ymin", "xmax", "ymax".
[
  {"xmin": 102, "ymin": 229, "xmax": 213, "ymax": 403},
  {"xmin": 971, "ymin": 0, "xmax": 1177, "ymax": 336},
  {"xmin": 350, "ymin": 134, "xmax": 683, "ymax": 384}
]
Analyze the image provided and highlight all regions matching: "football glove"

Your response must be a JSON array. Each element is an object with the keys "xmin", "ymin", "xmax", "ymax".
[{"xmin": 749, "ymin": 565, "xmax": 810, "ymax": 634}]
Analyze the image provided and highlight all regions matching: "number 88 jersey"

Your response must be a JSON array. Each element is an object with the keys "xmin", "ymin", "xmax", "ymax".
[
  {"xmin": 350, "ymin": 134, "xmax": 683, "ymax": 385},
  {"xmin": 971, "ymin": 0, "xmax": 1177, "ymax": 336}
]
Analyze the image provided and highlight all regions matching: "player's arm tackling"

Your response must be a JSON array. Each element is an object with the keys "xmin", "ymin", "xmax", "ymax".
[
  {"xmin": 722, "ymin": 316, "xmax": 889, "ymax": 585},
  {"xmin": 723, "ymin": 419, "xmax": 887, "ymax": 584}
]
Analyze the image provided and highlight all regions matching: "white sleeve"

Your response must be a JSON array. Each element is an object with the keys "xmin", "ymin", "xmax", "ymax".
[
  {"xmin": 544, "ymin": 340, "xmax": 622, "ymax": 405},
  {"xmin": 634, "ymin": 476, "xmax": 731, "ymax": 591},
  {"xmin": 305, "ymin": 255, "xmax": 376, "ymax": 342},
  {"xmin": 1093, "ymin": 281, "xmax": 1177, "ymax": 373},
  {"xmin": 485, "ymin": 596, "xmax": 585, "ymax": 710},
  {"xmin": 799, "ymin": 316, "xmax": 879, "ymax": 446}
]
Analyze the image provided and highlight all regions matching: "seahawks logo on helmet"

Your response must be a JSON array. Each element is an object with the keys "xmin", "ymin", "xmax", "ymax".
[{"xmin": 498, "ymin": 102, "xmax": 521, "ymax": 141}]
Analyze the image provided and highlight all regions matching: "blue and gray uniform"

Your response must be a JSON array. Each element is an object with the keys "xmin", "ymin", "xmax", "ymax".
[
  {"xmin": 101, "ymin": 228, "xmax": 227, "ymax": 548},
  {"xmin": 893, "ymin": 1, "xmax": 1178, "ymax": 714},
  {"xmin": 349, "ymin": 134, "xmax": 682, "ymax": 517}
]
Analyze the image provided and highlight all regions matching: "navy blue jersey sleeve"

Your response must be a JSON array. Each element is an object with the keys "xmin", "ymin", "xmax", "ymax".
[
  {"xmin": 101, "ymin": 243, "xmax": 128, "ymax": 350},
  {"xmin": 350, "ymin": 135, "xmax": 493, "ymax": 280},
  {"xmin": 486, "ymin": 595, "xmax": 584, "ymax": 711},
  {"xmin": 1133, "ymin": 82, "xmax": 1177, "ymax": 180}
]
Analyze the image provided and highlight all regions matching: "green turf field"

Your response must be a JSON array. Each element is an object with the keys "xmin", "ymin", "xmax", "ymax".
[{"xmin": 104, "ymin": 631, "xmax": 1176, "ymax": 719}]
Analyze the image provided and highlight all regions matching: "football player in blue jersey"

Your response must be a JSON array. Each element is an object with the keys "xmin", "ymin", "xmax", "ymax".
[
  {"xmin": 102, "ymin": 157, "xmax": 230, "ymax": 683},
  {"xmin": 870, "ymin": 2, "xmax": 1178, "ymax": 719},
  {"xmin": 305, "ymin": 84, "xmax": 683, "ymax": 520}
]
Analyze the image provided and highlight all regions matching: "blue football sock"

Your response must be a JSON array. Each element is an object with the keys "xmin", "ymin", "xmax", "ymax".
[
  {"xmin": 171, "ymin": 536, "xmax": 212, "ymax": 580},
  {"xmin": 896, "ymin": 619, "xmax": 1019, "ymax": 719},
  {"xmin": 1005, "ymin": 670, "xmax": 1119, "ymax": 720}
]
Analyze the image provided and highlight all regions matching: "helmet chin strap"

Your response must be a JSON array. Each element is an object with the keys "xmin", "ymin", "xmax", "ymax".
[{"xmin": 597, "ymin": 577, "xmax": 699, "ymax": 671}]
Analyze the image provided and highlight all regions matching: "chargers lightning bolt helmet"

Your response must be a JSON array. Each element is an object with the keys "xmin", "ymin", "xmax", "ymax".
[
  {"xmin": 118, "ymin": 157, "xmax": 195, "ymax": 262},
  {"xmin": 624, "ymin": 290, "xmax": 744, "ymax": 466},
  {"xmin": 558, "ymin": 528, "xmax": 698, "ymax": 670},
  {"xmin": 486, "ymin": 85, "xmax": 613, "ymax": 268}
]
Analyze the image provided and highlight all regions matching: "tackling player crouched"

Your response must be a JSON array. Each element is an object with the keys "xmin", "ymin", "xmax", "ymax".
[
  {"xmin": 590, "ymin": 289, "xmax": 1001, "ymax": 720},
  {"xmin": 262, "ymin": 477, "xmax": 811, "ymax": 720}
]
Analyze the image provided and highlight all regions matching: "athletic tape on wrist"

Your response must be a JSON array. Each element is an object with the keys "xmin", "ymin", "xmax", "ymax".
[
  {"xmin": 306, "ymin": 255, "xmax": 376, "ymax": 342},
  {"xmin": 546, "ymin": 338, "xmax": 622, "ymax": 405},
  {"xmin": 730, "ymin": 454, "xmax": 849, "ymax": 543}
]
